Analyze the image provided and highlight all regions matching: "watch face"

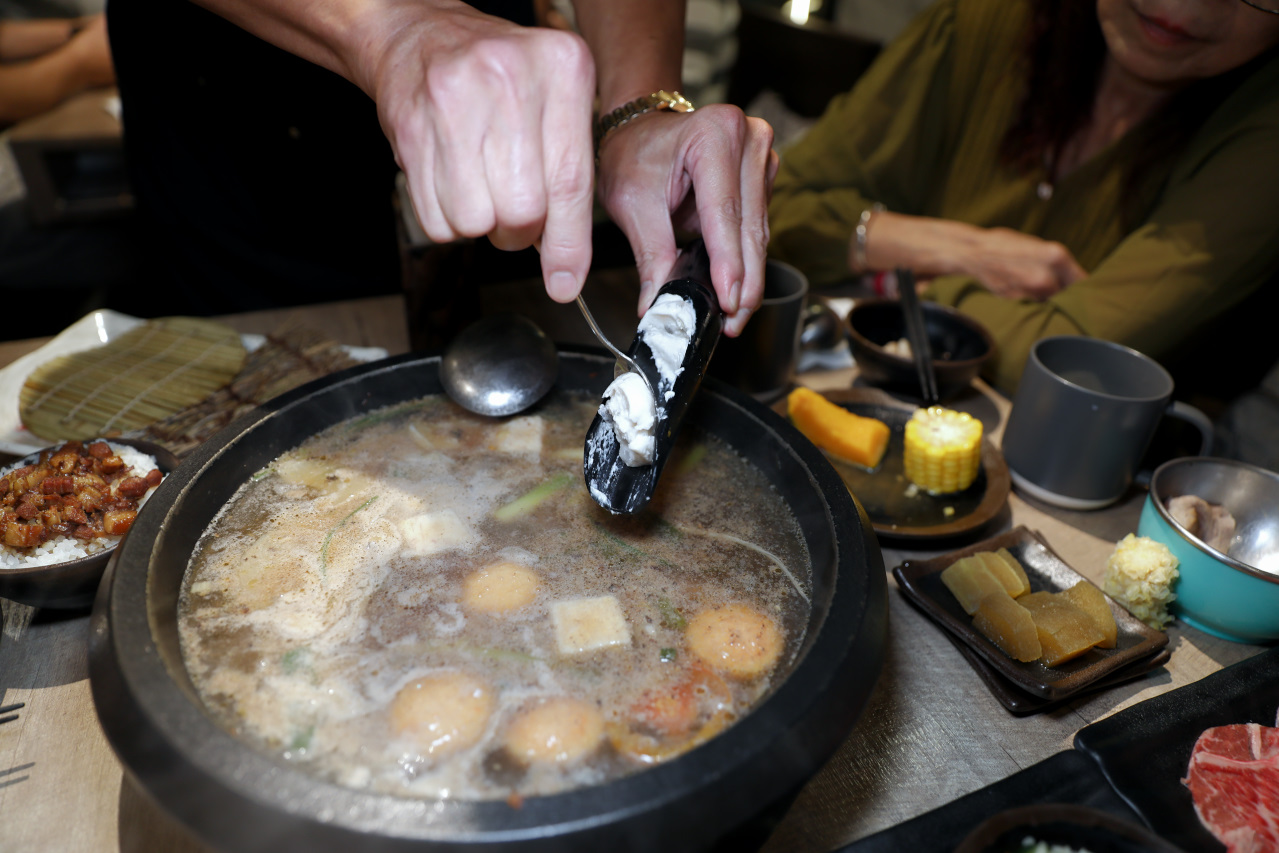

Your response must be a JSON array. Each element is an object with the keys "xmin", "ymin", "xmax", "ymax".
[
  {"xmin": 654, "ymin": 90, "xmax": 695, "ymax": 113},
  {"xmin": 595, "ymin": 91, "xmax": 695, "ymax": 148}
]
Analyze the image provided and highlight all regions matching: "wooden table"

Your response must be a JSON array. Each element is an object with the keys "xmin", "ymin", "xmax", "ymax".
[{"xmin": 0, "ymin": 295, "xmax": 1264, "ymax": 852}]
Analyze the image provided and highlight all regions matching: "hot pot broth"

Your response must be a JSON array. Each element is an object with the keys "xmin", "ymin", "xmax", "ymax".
[{"xmin": 178, "ymin": 392, "xmax": 811, "ymax": 800}]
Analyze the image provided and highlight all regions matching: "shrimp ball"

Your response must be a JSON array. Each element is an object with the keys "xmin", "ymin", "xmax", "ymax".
[
  {"xmin": 463, "ymin": 561, "xmax": 540, "ymax": 614},
  {"xmin": 389, "ymin": 671, "xmax": 494, "ymax": 758},
  {"xmin": 686, "ymin": 603, "xmax": 783, "ymax": 679},
  {"xmin": 503, "ymin": 697, "xmax": 604, "ymax": 764}
]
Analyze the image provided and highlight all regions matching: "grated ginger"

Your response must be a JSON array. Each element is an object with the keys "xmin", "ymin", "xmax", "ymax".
[{"xmin": 1103, "ymin": 534, "xmax": 1179, "ymax": 630}]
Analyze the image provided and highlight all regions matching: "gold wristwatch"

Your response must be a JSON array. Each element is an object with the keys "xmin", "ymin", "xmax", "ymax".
[{"xmin": 594, "ymin": 90, "xmax": 695, "ymax": 153}]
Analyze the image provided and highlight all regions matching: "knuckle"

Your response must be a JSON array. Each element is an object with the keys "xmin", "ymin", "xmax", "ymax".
[
  {"xmin": 744, "ymin": 115, "xmax": 776, "ymax": 153},
  {"xmin": 634, "ymin": 243, "xmax": 677, "ymax": 277},
  {"xmin": 717, "ymin": 194, "xmax": 744, "ymax": 227},
  {"xmin": 549, "ymin": 30, "xmax": 593, "ymax": 75},
  {"xmin": 548, "ymin": 157, "xmax": 593, "ymax": 206},
  {"xmin": 748, "ymin": 218, "xmax": 770, "ymax": 255},
  {"xmin": 495, "ymin": 191, "xmax": 545, "ymax": 231}
]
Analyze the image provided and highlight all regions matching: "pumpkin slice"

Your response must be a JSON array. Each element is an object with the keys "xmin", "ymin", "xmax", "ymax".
[{"xmin": 786, "ymin": 387, "xmax": 890, "ymax": 470}]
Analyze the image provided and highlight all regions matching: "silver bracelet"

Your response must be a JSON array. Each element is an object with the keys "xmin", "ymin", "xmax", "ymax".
[{"xmin": 853, "ymin": 202, "xmax": 885, "ymax": 273}]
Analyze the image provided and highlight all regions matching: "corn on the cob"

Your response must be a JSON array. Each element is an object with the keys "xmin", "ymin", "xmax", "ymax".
[
  {"xmin": 903, "ymin": 406, "xmax": 982, "ymax": 494},
  {"xmin": 786, "ymin": 387, "xmax": 891, "ymax": 470}
]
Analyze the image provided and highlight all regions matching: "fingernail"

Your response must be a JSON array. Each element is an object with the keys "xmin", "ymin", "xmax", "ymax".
[
  {"xmin": 725, "ymin": 307, "xmax": 752, "ymax": 338},
  {"xmin": 548, "ymin": 271, "xmax": 578, "ymax": 302},
  {"xmin": 725, "ymin": 280, "xmax": 742, "ymax": 314}
]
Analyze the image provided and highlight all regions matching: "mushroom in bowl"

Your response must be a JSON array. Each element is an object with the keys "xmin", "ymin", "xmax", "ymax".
[{"xmin": 1138, "ymin": 456, "xmax": 1279, "ymax": 644}]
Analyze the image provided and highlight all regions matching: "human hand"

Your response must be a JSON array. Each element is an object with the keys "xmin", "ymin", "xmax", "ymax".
[
  {"xmin": 958, "ymin": 226, "xmax": 1086, "ymax": 300},
  {"xmin": 360, "ymin": 4, "xmax": 597, "ymax": 303},
  {"xmin": 862, "ymin": 213, "xmax": 1085, "ymax": 302},
  {"xmin": 595, "ymin": 104, "xmax": 777, "ymax": 337}
]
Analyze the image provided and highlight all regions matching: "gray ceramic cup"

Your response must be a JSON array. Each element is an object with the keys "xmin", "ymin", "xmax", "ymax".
[
  {"xmin": 1002, "ymin": 335, "xmax": 1213, "ymax": 510},
  {"xmin": 709, "ymin": 259, "xmax": 809, "ymax": 401}
]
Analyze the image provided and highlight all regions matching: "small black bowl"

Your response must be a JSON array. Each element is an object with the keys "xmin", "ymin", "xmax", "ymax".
[
  {"xmin": 0, "ymin": 438, "xmax": 179, "ymax": 610},
  {"xmin": 954, "ymin": 803, "xmax": 1188, "ymax": 853},
  {"xmin": 847, "ymin": 298, "xmax": 994, "ymax": 400}
]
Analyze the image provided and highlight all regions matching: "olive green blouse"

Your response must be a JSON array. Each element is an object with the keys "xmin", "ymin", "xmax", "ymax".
[{"xmin": 767, "ymin": 0, "xmax": 1279, "ymax": 393}]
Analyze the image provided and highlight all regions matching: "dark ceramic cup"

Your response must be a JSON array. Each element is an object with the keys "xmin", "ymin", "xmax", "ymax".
[
  {"xmin": 1002, "ymin": 336, "xmax": 1212, "ymax": 510},
  {"xmin": 709, "ymin": 259, "xmax": 808, "ymax": 402}
]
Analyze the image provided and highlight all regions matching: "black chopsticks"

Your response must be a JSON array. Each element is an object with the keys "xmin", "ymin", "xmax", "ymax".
[
  {"xmin": 897, "ymin": 268, "xmax": 939, "ymax": 405},
  {"xmin": 0, "ymin": 702, "xmax": 24, "ymax": 725}
]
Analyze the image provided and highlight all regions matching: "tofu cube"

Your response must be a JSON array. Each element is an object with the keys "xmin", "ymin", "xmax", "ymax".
[
  {"xmin": 399, "ymin": 510, "xmax": 476, "ymax": 555},
  {"xmin": 494, "ymin": 415, "xmax": 544, "ymax": 460},
  {"xmin": 552, "ymin": 596, "xmax": 631, "ymax": 654}
]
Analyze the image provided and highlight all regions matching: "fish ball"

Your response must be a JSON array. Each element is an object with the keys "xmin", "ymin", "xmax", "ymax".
[
  {"xmin": 686, "ymin": 603, "xmax": 783, "ymax": 679},
  {"xmin": 463, "ymin": 561, "xmax": 540, "ymax": 614},
  {"xmin": 390, "ymin": 671, "xmax": 494, "ymax": 758},
  {"xmin": 504, "ymin": 697, "xmax": 604, "ymax": 764}
]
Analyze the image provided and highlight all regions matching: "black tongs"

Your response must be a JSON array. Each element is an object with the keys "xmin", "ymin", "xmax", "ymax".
[{"xmin": 583, "ymin": 240, "xmax": 722, "ymax": 515}]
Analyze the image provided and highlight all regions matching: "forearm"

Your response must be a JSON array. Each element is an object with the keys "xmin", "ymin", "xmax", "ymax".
[
  {"xmin": 0, "ymin": 47, "xmax": 99, "ymax": 123},
  {"xmin": 572, "ymin": 0, "xmax": 684, "ymax": 111},
  {"xmin": 860, "ymin": 211, "xmax": 984, "ymax": 277},
  {"xmin": 189, "ymin": 0, "xmax": 483, "ymax": 96},
  {"xmin": 0, "ymin": 19, "xmax": 75, "ymax": 61}
]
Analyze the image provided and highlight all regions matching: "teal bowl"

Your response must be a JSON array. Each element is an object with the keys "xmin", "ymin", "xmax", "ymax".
[{"xmin": 1138, "ymin": 457, "xmax": 1279, "ymax": 644}]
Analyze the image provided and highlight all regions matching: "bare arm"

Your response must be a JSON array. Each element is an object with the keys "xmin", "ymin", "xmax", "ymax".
[
  {"xmin": 0, "ymin": 17, "xmax": 78, "ymax": 61},
  {"xmin": 0, "ymin": 15, "xmax": 113, "ymax": 124},
  {"xmin": 858, "ymin": 211, "xmax": 1087, "ymax": 301}
]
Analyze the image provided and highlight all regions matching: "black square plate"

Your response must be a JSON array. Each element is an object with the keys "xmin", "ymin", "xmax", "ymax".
[
  {"xmin": 893, "ymin": 526, "xmax": 1169, "ymax": 700},
  {"xmin": 945, "ymin": 631, "xmax": 1171, "ymax": 715},
  {"xmin": 1074, "ymin": 647, "xmax": 1279, "ymax": 853}
]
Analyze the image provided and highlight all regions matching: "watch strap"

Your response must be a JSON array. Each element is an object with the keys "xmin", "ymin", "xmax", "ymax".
[{"xmin": 594, "ymin": 90, "xmax": 695, "ymax": 153}]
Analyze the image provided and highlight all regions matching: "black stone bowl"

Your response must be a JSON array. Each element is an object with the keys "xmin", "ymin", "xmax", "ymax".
[
  {"xmin": 88, "ymin": 348, "xmax": 888, "ymax": 853},
  {"xmin": 0, "ymin": 438, "xmax": 179, "ymax": 610},
  {"xmin": 954, "ymin": 803, "xmax": 1188, "ymax": 853},
  {"xmin": 847, "ymin": 298, "xmax": 994, "ymax": 401}
]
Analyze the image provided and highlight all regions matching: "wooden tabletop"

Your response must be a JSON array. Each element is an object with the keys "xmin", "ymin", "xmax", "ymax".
[{"xmin": 0, "ymin": 295, "xmax": 1263, "ymax": 852}]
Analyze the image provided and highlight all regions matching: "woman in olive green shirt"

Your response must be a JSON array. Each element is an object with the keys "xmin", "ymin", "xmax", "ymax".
[{"xmin": 768, "ymin": 0, "xmax": 1279, "ymax": 394}]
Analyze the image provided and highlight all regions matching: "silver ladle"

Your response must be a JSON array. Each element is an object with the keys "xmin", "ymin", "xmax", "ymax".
[{"xmin": 439, "ymin": 313, "xmax": 559, "ymax": 417}]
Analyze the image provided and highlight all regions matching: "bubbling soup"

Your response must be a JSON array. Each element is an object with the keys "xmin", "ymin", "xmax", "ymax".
[{"xmin": 178, "ymin": 393, "xmax": 811, "ymax": 800}]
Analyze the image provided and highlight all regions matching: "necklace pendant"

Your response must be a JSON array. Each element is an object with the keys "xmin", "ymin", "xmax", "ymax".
[{"xmin": 1037, "ymin": 181, "xmax": 1053, "ymax": 201}]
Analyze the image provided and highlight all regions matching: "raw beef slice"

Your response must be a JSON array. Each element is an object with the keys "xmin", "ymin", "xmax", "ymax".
[{"xmin": 1183, "ymin": 722, "xmax": 1279, "ymax": 853}]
